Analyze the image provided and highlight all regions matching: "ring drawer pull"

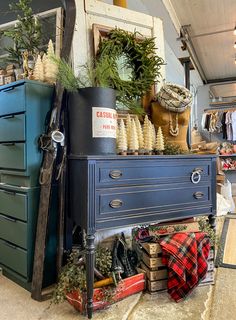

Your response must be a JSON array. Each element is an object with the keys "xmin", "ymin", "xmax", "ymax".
[
  {"xmin": 109, "ymin": 199, "xmax": 123, "ymax": 208},
  {"xmin": 194, "ymin": 191, "xmax": 204, "ymax": 199},
  {"xmin": 191, "ymin": 168, "xmax": 203, "ymax": 184},
  {"xmin": 109, "ymin": 170, "xmax": 122, "ymax": 179}
]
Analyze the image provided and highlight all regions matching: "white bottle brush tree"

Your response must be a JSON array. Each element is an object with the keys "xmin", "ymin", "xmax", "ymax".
[
  {"xmin": 44, "ymin": 39, "xmax": 58, "ymax": 83},
  {"xmin": 126, "ymin": 114, "xmax": 132, "ymax": 152},
  {"xmin": 143, "ymin": 115, "xmax": 153, "ymax": 154},
  {"xmin": 155, "ymin": 127, "xmax": 165, "ymax": 154},
  {"xmin": 135, "ymin": 116, "xmax": 144, "ymax": 152},
  {"xmin": 33, "ymin": 55, "xmax": 44, "ymax": 82},
  {"xmin": 117, "ymin": 119, "xmax": 128, "ymax": 155},
  {"xmin": 129, "ymin": 119, "xmax": 139, "ymax": 154}
]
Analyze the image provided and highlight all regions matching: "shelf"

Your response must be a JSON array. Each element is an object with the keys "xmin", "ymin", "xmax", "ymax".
[
  {"xmin": 219, "ymin": 154, "xmax": 236, "ymax": 157},
  {"xmin": 209, "ymin": 101, "xmax": 236, "ymax": 107},
  {"xmin": 222, "ymin": 169, "xmax": 236, "ymax": 171}
]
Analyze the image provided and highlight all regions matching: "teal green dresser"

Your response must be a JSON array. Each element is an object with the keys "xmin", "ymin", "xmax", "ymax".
[{"xmin": 0, "ymin": 80, "xmax": 57, "ymax": 290}]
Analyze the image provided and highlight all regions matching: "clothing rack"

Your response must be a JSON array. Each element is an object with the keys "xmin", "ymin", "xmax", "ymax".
[{"xmin": 204, "ymin": 107, "xmax": 236, "ymax": 113}]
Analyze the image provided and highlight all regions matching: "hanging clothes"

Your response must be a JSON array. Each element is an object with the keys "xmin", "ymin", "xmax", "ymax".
[
  {"xmin": 221, "ymin": 112, "xmax": 227, "ymax": 139},
  {"xmin": 225, "ymin": 111, "xmax": 233, "ymax": 141},
  {"xmin": 232, "ymin": 111, "xmax": 236, "ymax": 141}
]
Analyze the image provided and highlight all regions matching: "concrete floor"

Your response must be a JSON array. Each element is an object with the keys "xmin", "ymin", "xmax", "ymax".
[
  {"xmin": 0, "ymin": 267, "xmax": 235, "ymax": 320},
  {"xmin": 0, "ymin": 216, "xmax": 233, "ymax": 320}
]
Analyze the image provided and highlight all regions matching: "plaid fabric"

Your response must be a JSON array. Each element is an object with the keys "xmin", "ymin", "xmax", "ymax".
[{"xmin": 160, "ymin": 232, "xmax": 210, "ymax": 302}]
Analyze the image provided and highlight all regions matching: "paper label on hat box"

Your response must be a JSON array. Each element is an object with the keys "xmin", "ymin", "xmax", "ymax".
[{"xmin": 92, "ymin": 107, "xmax": 117, "ymax": 138}]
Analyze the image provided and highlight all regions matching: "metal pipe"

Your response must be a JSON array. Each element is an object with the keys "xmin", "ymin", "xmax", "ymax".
[{"xmin": 113, "ymin": 0, "xmax": 127, "ymax": 8}]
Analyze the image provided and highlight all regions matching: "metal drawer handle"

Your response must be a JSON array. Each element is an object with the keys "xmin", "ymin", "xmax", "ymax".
[
  {"xmin": 2, "ymin": 215, "xmax": 17, "ymax": 223},
  {"xmin": 1, "ymin": 143, "xmax": 15, "ymax": 146},
  {"xmin": 3, "ymin": 190, "xmax": 16, "ymax": 196},
  {"xmin": 109, "ymin": 170, "xmax": 122, "ymax": 179},
  {"xmin": 194, "ymin": 191, "xmax": 204, "ymax": 199},
  {"xmin": 2, "ymin": 86, "xmax": 15, "ymax": 92},
  {"xmin": 191, "ymin": 168, "xmax": 203, "ymax": 184},
  {"xmin": 109, "ymin": 199, "xmax": 123, "ymax": 208},
  {"xmin": 4, "ymin": 241, "xmax": 17, "ymax": 249},
  {"xmin": 1, "ymin": 115, "xmax": 15, "ymax": 119}
]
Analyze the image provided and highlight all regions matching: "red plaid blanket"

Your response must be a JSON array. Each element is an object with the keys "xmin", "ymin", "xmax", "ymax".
[{"xmin": 160, "ymin": 232, "xmax": 210, "ymax": 302}]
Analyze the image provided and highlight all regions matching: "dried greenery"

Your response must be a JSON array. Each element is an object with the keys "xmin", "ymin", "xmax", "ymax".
[
  {"xmin": 198, "ymin": 217, "xmax": 220, "ymax": 248},
  {"xmin": 163, "ymin": 142, "xmax": 185, "ymax": 155},
  {"xmin": 52, "ymin": 247, "xmax": 113, "ymax": 304}
]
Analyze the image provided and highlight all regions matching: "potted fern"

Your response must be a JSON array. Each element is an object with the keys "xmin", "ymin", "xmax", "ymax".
[{"xmin": 54, "ymin": 57, "xmax": 117, "ymax": 155}]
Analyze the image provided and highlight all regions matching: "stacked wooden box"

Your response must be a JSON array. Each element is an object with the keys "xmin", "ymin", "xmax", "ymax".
[{"xmin": 134, "ymin": 223, "xmax": 215, "ymax": 293}]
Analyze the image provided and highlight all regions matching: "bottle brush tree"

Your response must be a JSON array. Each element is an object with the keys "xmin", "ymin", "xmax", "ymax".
[{"xmin": 155, "ymin": 127, "xmax": 165, "ymax": 154}]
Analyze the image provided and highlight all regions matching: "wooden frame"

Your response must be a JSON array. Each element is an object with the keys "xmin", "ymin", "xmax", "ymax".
[{"xmin": 0, "ymin": 7, "xmax": 64, "ymax": 59}]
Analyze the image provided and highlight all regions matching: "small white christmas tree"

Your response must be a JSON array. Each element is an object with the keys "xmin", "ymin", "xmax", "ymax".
[
  {"xmin": 126, "ymin": 114, "xmax": 132, "ymax": 150},
  {"xmin": 135, "ymin": 116, "xmax": 144, "ymax": 151},
  {"xmin": 150, "ymin": 123, "xmax": 156, "ymax": 149},
  {"xmin": 129, "ymin": 119, "xmax": 139, "ymax": 154},
  {"xmin": 143, "ymin": 115, "xmax": 150, "ymax": 142},
  {"xmin": 155, "ymin": 127, "xmax": 165, "ymax": 154},
  {"xmin": 44, "ymin": 39, "xmax": 58, "ymax": 83},
  {"xmin": 117, "ymin": 119, "xmax": 128, "ymax": 154},
  {"xmin": 143, "ymin": 117, "xmax": 153, "ymax": 154},
  {"xmin": 33, "ymin": 55, "xmax": 44, "ymax": 82}
]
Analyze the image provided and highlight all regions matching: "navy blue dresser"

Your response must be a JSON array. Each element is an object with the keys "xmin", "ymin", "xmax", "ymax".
[{"xmin": 69, "ymin": 154, "xmax": 216, "ymax": 318}]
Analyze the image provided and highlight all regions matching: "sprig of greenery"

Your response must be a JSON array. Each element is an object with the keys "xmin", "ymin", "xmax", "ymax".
[{"xmin": 52, "ymin": 247, "xmax": 113, "ymax": 304}]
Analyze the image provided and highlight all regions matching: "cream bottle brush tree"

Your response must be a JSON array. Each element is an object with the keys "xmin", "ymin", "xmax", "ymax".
[
  {"xmin": 33, "ymin": 55, "xmax": 44, "ymax": 82},
  {"xmin": 155, "ymin": 126, "xmax": 165, "ymax": 154},
  {"xmin": 44, "ymin": 39, "xmax": 58, "ymax": 84},
  {"xmin": 143, "ymin": 115, "xmax": 153, "ymax": 154},
  {"xmin": 135, "ymin": 116, "xmax": 144, "ymax": 151},
  {"xmin": 117, "ymin": 119, "xmax": 128, "ymax": 155},
  {"xmin": 129, "ymin": 119, "xmax": 139, "ymax": 154}
]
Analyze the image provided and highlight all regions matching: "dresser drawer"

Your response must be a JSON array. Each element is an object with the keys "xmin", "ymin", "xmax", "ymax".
[
  {"xmin": 96, "ymin": 159, "xmax": 211, "ymax": 187},
  {"xmin": 0, "ymin": 113, "xmax": 25, "ymax": 142},
  {"xmin": 0, "ymin": 189, "xmax": 27, "ymax": 221},
  {"xmin": 0, "ymin": 238, "xmax": 27, "ymax": 277},
  {"xmin": 0, "ymin": 214, "xmax": 27, "ymax": 249},
  {"xmin": 97, "ymin": 184, "xmax": 211, "ymax": 219},
  {"xmin": 0, "ymin": 84, "xmax": 25, "ymax": 116},
  {"xmin": 0, "ymin": 142, "xmax": 25, "ymax": 170}
]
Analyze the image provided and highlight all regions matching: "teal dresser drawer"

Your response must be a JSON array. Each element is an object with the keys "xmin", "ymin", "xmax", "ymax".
[
  {"xmin": 0, "ymin": 142, "xmax": 25, "ymax": 170},
  {"xmin": 0, "ymin": 238, "xmax": 27, "ymax": 277},
  {"xmin": 0, "ymin": 189, "xmax": 27, "ymax": 221},
  {"xmin": 0, "ymin": 113, "xmax": 25, "ymax": 142},
  {"xmin": 0, "ymin": 84, "xmax": 25, "ymax": 116},
  {"xmin": 0, "ymin": 214, "xmax": 27, "ymax": 249}
]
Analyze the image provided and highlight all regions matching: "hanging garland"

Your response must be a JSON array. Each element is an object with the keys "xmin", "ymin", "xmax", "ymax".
[{"xmin": 96, "ymin": 28, "xmax": 165, "ymax": 101}]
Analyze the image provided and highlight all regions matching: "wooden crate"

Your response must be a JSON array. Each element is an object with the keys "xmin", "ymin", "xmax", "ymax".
[
  {"xmin": 142, "ymin": 251, "xmax": 163, "ymax": 269},
  {"xmin": 140, "ymin": 261, "xmax": 167, "ymax": 281},
  {"xmin": 147, "ymin": 279, "xmax": 167, "ymax": 292}
]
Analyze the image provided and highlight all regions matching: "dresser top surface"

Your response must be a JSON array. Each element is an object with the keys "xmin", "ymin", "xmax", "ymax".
[
  {"xmin": 0, "ymin": 79, "xmax": 53, "ymax": 91},
  {"xmin": 69, "ymin": 154, "xmax": 217, "ymax": 161}
]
